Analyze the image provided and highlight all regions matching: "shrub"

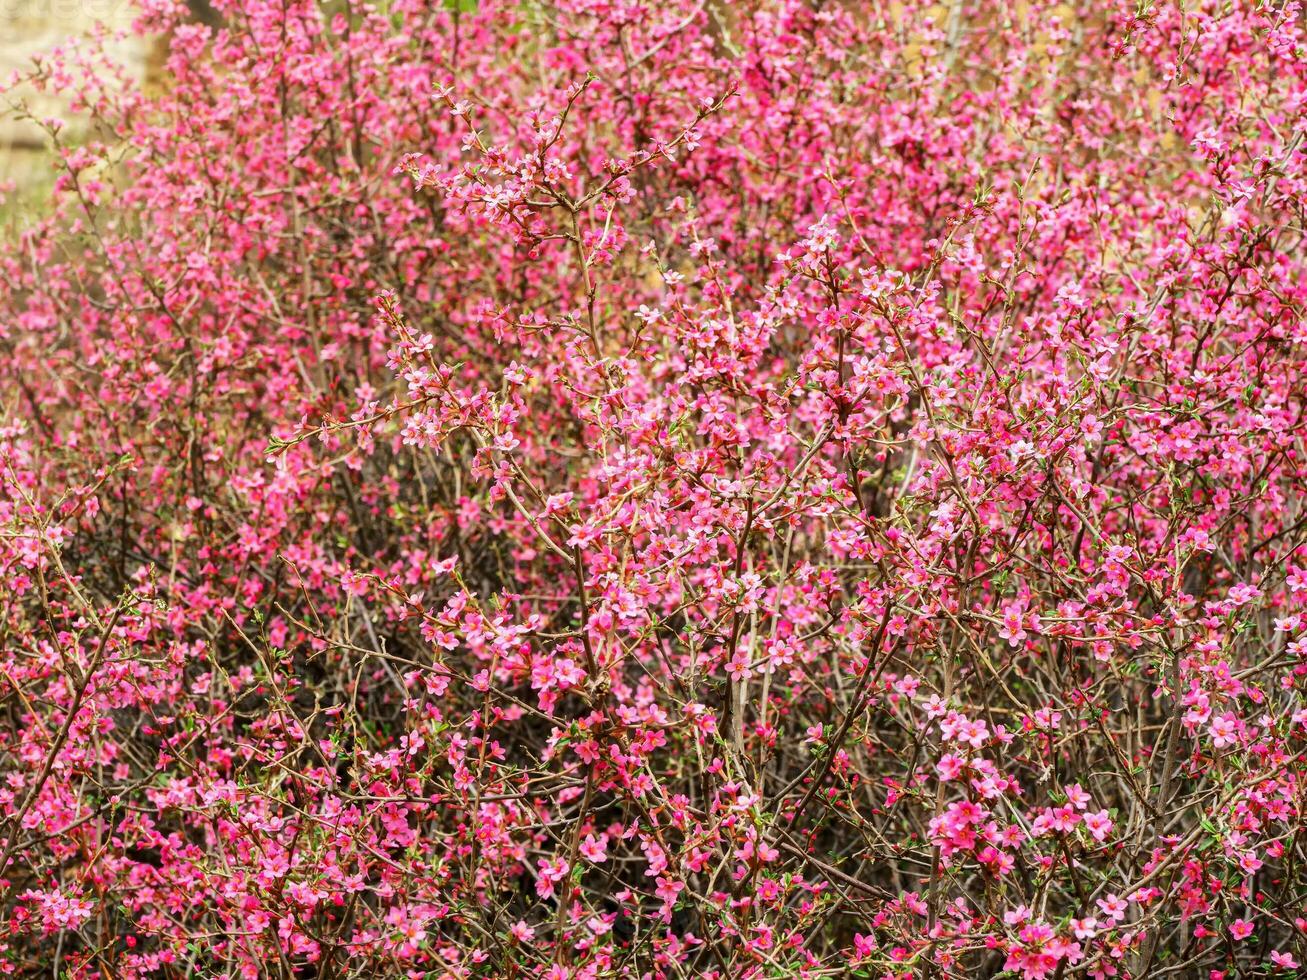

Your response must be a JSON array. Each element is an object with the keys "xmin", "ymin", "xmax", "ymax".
[{"xmin": 1, "ymin": 0, "xmax": 1305, "ymax": 976}]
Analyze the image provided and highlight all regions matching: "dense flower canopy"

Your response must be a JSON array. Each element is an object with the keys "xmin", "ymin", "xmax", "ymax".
[{"xmin": 1, "ymin": 0, "xmax": 1305, "ymax": 976}]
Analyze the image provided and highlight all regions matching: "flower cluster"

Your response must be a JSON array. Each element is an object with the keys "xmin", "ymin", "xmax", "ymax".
[{"xmin": 1, "ymin": 0, "xmax": 1305, "ymax": 976}]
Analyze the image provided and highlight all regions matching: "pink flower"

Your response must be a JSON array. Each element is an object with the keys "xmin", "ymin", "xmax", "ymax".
[
  {"xmin": 1096, "ymin": 894, "xmax": 1128, "ymax": 922},
  {"xmin": 1209, "ymin": 713, "xmax": 1240, "ymax": 748},
  {"xmin": 1071, "ymin": 917, "xmax": 1098, "ymax": 940},
  {"xmin": 725, "ymin": 649, "xmax": 753, "ymax": 682},
  {"xmin": 999, "ymin": 603, "xmax": 1028, "ymax": 647},
  {"xmin": 1083, "ymin": 810, "xmax": 1114, "ymax": 842},
  {"xmin": 936, "ymin": 754, "xmax": 965, "ymax": 781},
  {"xmin": 654, "ymin": 876, "xmax": 683, "ymax": 906},
  {"xmin": 510, "ymin": 920, "xmax": 535, "ymax": 943},
  {"xmin": 580, "ymin": 834, "xmax": 608, "ymax": 863}
]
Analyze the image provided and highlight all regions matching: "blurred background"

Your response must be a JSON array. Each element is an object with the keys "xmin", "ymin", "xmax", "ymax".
[{"xmin": 1, "ymin": 0, "xmax": 151, "ymax": 219}]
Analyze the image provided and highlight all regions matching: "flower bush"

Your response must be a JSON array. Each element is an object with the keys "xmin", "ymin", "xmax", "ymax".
[{"xmin": 1, "ymin": 0, "xmax": 1305, "ymax": 976}]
